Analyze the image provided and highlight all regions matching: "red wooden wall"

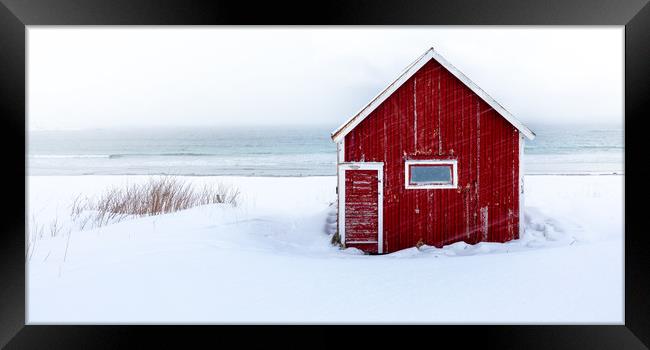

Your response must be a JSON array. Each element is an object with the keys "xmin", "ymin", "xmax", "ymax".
[{"xmin": 344, "ymin": 58, "xmax": 520, "ymax": 253}]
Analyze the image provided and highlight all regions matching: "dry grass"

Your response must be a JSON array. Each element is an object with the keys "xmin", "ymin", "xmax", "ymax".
[
  {"xmin": 27, "ymin": 215, "xmax": 42, "ymax": 261},
  {"xmin": 25, "ymin": 176, "xmax": 240, "ymax": 262},
  {"xmin": 27, "ymin": 215, "xmax": 63, "ymax": 261},
  {"xmin": 72, "ymin": 176, "xmax": 240, "ymax": 228}
]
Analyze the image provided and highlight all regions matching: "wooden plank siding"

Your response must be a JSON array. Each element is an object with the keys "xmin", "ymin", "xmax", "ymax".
[
  {"xmin": 344, "ymin": 170, "xmax": 379, "ymax": 243},
  {"xmin": 343, "ymin": 58, "xmax": 520, "ymax": 253}
]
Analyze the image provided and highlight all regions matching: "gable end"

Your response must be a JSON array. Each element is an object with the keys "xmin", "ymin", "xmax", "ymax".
[{"xmin": 331, "ymin": 48, "xmax": 535, "ymax": 142}]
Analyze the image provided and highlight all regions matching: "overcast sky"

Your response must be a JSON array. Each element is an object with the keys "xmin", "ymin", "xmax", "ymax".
[{"xmin": 28, "ymin": 27, "xmax": 623, "ymax": 130}]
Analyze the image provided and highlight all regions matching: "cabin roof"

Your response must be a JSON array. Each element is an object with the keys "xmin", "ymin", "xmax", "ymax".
[{"xmin": 331, "ymin": 47, "xmax": 536, "ymax": 142}]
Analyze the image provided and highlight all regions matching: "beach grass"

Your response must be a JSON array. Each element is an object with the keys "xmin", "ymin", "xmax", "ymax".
[{"xmin": 71, "ymin": 176, "xmax": 240, "ymax": 228}]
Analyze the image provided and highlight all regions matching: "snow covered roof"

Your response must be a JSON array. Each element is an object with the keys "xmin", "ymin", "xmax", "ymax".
[{"xmin": 331, "ymin": 47, "xmax": 536, "ymax": 142}]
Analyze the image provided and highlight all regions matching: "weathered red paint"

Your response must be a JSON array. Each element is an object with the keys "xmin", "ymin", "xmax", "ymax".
[
  {"xmin": 343, "ymin": 58, "xmax": 520, "ymax": 254},
  {"xmin": 344, "ymin": 169, "xmax": 379, "ymax": 248}
]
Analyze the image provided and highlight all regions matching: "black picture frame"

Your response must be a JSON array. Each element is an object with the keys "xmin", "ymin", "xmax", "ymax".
[{"xmin": 1, "ymin": 0, "xmax": 648, "ymax": 348}]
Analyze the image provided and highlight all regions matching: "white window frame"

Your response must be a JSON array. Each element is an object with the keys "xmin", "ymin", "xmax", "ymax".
[{"xmin": 405, "ymin": 159, "xmax": 458, "ymax": 189}]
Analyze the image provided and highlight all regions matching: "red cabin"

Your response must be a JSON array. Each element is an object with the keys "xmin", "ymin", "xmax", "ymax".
[{"xmin": 332, "ymin": 48, "xmax": 535, "ymax": 254}]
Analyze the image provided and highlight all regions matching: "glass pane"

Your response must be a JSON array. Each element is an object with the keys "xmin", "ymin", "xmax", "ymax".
[{"xmin": 410, "ymin": 165, "xmax": 452, "ymax": 184}]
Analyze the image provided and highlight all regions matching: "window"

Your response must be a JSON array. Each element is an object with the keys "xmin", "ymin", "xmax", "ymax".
[{"xmin": 405, "ymin": 160, "xmax": 458, "ymax": 189}]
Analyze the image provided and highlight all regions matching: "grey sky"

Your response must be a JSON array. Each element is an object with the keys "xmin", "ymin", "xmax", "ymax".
[{"xmin": 28, "ymin": 27, "xmax": 623, "ymax": 130}]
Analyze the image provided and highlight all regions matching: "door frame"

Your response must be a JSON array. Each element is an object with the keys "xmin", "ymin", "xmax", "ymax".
[{"xmin": 337, "ymin": 162, "xmax": 384, "ymax": 254}]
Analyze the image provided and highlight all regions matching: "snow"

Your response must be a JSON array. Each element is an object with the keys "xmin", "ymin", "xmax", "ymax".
[{"xmin": 27, "ymin": 174, "xmax": 623, "ymax": 323}]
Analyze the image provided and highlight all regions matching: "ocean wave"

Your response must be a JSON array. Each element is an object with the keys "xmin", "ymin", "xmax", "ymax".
[
  {"xmin": 30, "ymin": 154, "xmax": 111, "ymax": 159},
  {"xmin": 30, "ymin": 153, "xmax": 223, "ymax": 159},
  {"xmin": 107, "ymin": 153, "xmax": 218, "ymax": 159},
  {"xmin": 30, "ymin": 152, "xmax": 334, "ymax": 159}
]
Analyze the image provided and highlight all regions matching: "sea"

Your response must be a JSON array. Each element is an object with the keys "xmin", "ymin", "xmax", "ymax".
[{"xmin": 27, "ymin": 124, "xmax": 623, "ymax": 176}]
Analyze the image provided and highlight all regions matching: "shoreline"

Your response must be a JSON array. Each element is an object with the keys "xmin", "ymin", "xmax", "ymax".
[{"xmin": 26, "ymin": 172, "xmax": 625, "ymax": 177}]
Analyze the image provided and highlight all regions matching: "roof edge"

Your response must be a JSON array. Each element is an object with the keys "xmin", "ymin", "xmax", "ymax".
[
  {"xmin": 429, "ymin": 50, "xmax": 536, "ymax": 141},
  {"xmin": 330, "ymin": 48, "xmax": 435, "ymax": 142},
  {"xmin": 331, "ymin": 47, "xmax": 535, "ymax": 142}
]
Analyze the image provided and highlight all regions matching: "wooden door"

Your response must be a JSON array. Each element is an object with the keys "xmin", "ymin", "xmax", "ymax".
[{"xmin": 338, "ymin": 163, "xmax": 383, "ymax": 253}]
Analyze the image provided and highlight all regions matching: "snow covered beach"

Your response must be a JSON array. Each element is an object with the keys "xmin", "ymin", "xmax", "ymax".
[{"xmin": 27, "ymin": 174, "xmax": 623, "ymax": 324}]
